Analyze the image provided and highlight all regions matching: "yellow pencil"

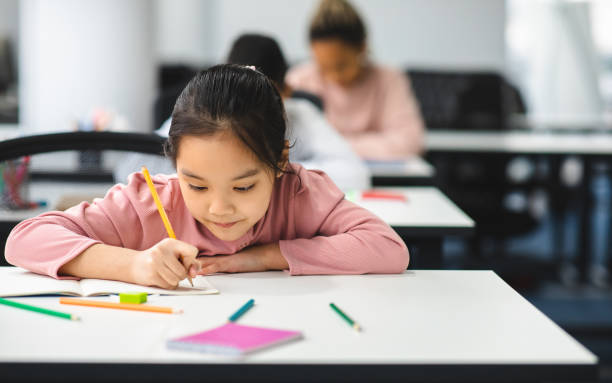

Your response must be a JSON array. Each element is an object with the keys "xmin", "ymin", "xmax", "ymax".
[{"xmin": 141, "ymin": 166, "xmax": 194, "ymax": 287}]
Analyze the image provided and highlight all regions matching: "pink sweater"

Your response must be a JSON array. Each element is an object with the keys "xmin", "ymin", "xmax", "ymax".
[
  {"xmin": 286, "ymin": 63, "xmax": 425, "ymax": 160},
  {"xmin": 5, "ymin": 164, "xmax": 409, "ymax": 278}
]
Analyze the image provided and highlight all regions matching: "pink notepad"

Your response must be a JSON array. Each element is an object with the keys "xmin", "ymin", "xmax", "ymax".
[{"xmin": 167, "ymin": 323, "xmax": 303, "ymax": 355}]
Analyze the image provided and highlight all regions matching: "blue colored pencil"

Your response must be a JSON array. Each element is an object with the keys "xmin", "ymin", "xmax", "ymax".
[{"xmin": 228, "ymin": 299, "xmax": 255, "ymax": 322}]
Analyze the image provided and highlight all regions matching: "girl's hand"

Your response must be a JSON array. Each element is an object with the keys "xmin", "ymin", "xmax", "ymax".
[
  {"xmin": 197, "ymin": 243, "xmax": 288, "ymax": 275},
  {"xmin": 131, "ymin": 238, "xmax": 200, "ymax": 289}
]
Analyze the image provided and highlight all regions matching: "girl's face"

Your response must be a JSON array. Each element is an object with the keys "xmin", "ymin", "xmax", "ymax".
[
  {"xmin": 311, "ymin": 39, "xmax": 365, "ymax": 88},
  {"xmin": 176, "ymin": 132, "xmax": 277, "ymax": 242}
]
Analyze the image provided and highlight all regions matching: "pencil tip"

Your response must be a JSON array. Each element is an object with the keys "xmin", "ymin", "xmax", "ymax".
[
  {"xmin": 72, "ymin": 315, "xmax": 80, "ymax": 321},
  {"xmin": 173, "ymin": 309, "xmax": 184, "ymax": 314}
]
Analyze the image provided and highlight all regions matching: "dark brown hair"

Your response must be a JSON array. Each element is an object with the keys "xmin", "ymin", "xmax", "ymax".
[
  {"xmin": 164, "ymin": 64, "xmax": 288, "ymax": 175},
  {"xmin": 227, "ymin": 33, "xmax": 288, "ymax": 91}
]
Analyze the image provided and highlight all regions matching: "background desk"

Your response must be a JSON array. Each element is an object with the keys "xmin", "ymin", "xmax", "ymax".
[
  {"xmin": 367, "ymin": 157, "xmax": 436, "ymax": 186},
  {"xmin": 426, "ymin": 129, "xmax": 612, "ymax": 154},
  {"xmin": 426, "ymin": 129, "xmax": 612, "ymax": 278},
  {"xmin": 0, "ymin": 268, "xmax": 597, "ymax": 382}
]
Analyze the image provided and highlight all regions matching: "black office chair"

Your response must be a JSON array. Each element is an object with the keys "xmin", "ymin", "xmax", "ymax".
[
  {"xmin": 0, "ymin": 131, "xmax": 165, "ymax": 162},
  {"xmin": 291, "ymin": 90, "xmax": 324, "ymax": 111},
  {"xmin": 407, "ymin": 69, "xmax": 512, "ymax": 131},
  {"xmin": 152, "ymin": 64, "xmax": 200, "ymax": 132}
]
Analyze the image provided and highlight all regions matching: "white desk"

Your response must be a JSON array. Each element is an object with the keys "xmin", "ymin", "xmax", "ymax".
[
  {"xmin": 366, "ymin": 157, "xmax": 436, "ymax": 186},
  {"xmin": 426, "ymin": 129, "xmax": 612, "ymax": 155},
  {"xmin": 0, "ymin": 268, "xmax": 597, "ymax": 382},
  {"xmin": 353, "ymin": 187, "xmax": 474, "ymax": 237}
]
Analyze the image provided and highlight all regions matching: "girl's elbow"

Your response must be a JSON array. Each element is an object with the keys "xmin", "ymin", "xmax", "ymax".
[
  {"xmin": 5, "ymin": 224, "xmax": 36, "ymax": 269},
  {"xmin": 378, "ymin": 242, "xmax": 409, "ymax": 274},
  {"xmin": 4, "ymin": 237, "xmax": 23, "ymax": 268},
  {"xmin": 391, "ymin": 247, "xmax": 410, "ymax": 273},
  {"xmin": 368, "ymin": 230, "xmax": 410, "ymax": 273}
]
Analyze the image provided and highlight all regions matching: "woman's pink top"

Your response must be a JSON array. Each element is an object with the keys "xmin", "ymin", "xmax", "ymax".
[
  {"xmin": 286, "ymin": 62, "xmax": 425, "ymax": 160},
  {"xmin": 5, "ymin": 164, "xmax": 409, "ymax": 278}
]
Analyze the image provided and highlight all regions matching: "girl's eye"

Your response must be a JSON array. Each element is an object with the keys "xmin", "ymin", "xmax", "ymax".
[
  {"xmin": 189, "ymin": 184, "xmax": 207, "ymax": 191},
  {"xmin": 234, "ymin": 184, "xmax": 255, "ymax": 192}
]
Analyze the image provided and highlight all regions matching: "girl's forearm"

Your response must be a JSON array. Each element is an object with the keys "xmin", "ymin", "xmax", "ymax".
[
  {"xmin": 58, "ymin": 243, "xmax": 139, "ymax": 282},
  {"xmin": 261, "ymin": 243, "xmax": 289, "ymax": 270}
]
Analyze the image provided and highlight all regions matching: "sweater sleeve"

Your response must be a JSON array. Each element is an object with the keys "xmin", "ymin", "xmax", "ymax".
[
  {"xmin": 5, "ymin": 173, "xmax": 173, "ymax": 278},
  {"xmin": 278, "ymin": 168, "xmax": 409, "ymax": 275},
  {"xmin": 348, "ymin": 70, "xmax": 425, "ymax": 160}
]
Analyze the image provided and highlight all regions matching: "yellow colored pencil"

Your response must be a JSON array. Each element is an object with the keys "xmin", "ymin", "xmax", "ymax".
[
  {"xmin": 141, "ymin": 166, "xmax": 194, "ymax": 287},
  {"xmin": 60, "ymin": 298, "xmax": 182, "ymax": 314}
]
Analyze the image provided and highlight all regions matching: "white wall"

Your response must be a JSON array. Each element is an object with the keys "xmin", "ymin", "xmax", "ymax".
[
  {"xmin": 156, "ymin": 0, "xmax": 506, "ymax": 70},
  {"xmin": 19, "ymin": 0, "xmax": 155, "ymax": 133},
  {"xmin": 155, "ymin": 0, "xmax": 213, "ymax": 65},
  {"xmin": 507, "ymin": 0, "xmax": 604, "ymax": 122}
]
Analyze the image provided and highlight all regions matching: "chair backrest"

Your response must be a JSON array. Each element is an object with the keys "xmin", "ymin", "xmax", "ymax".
[
  {"xmin": 153, "ymin": 64, "xmax": 200, "ymax": 131},
  {"xmin": 0, "ymin": 131, "xmax": 165, "ymax": 162},
  {"xmin": 407, "ymin": 69, "xmax": 524, "ymax": 131},
  {"xmin": 291, "ymin": 90, "xmax": 324, "ymax": 111}
]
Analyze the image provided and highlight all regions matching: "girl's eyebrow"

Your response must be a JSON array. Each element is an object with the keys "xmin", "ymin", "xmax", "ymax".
[
  {"xmin": 180, "ymin": 168, "xmax": 260, "ymax": 181},
  {"xmin": 232, "ymin": 168, "xmax": 260, "ymax": 181},
  {"xmin": 180, "ymin": 169, "xmax": 205, "ymax": 181}
]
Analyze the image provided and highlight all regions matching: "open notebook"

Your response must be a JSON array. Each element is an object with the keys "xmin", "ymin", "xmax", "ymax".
[{"xmin": 0, "ymin": 267, "xmax": 219, "ymax": 297}]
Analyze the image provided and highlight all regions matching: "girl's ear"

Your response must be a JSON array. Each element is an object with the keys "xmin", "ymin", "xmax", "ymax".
[{"xmin": 277, "ymin": 140, "xmax": 290, "ymax": 178}]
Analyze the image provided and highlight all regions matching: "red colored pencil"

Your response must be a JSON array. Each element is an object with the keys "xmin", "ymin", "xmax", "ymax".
[{"xmin": 361, "ymin": 190, "xmax": 407, "ymax": 202}]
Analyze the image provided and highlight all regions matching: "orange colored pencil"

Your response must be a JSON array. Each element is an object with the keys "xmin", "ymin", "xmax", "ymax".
[{"xmin": 59, "ymin": 298, "xmax": 183, "ymax": 314}]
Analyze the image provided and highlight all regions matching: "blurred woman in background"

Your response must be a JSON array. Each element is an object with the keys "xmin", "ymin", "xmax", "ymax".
[{"xmin": 287, "ymin": 0, "xmax": 425, "ymax": 160}]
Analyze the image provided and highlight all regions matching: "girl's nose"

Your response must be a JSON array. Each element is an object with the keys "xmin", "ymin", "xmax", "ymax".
[{"xmin": 208, "ymin": 193, "xmax": 234, "ymax": 216}]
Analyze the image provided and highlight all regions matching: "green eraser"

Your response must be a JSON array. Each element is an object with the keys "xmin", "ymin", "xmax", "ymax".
[{"xmin": 119, "ymin": 292, "xmax": 148, "ymax": 304}]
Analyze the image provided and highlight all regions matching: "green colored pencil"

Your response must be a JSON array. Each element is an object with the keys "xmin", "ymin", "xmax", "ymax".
[
  {"xmin": 329, "ymin": 302, "xmax": 361, "ymax": 331},
  {"xmin": 0, "ymin": 297, "xmax": 80, "ymax": 321}
]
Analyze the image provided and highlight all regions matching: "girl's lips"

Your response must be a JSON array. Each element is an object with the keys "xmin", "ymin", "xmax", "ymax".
[{"xmin": 213, "ymin": 221, "xmax": 237, "ymax": 228}]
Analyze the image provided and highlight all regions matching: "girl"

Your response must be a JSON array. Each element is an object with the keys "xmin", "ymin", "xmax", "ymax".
[
  {"xmin": 114, "ymin": 33, "xmax": 371, "ymax": 192},
  {"xmin": 286, "ymin": 0, "xmax": 425, "ymax": 160},
  {"xmin": 6, "ymin": 65, "xmax": 409, "ymax": 289}
]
